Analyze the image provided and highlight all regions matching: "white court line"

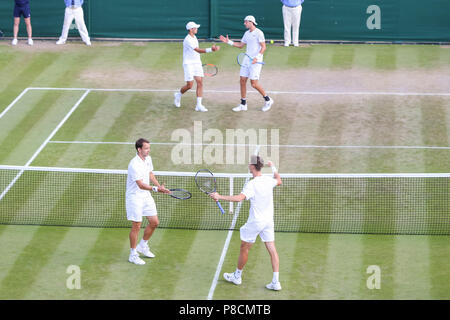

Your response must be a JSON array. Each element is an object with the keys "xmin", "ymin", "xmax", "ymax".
[
  {"xmin": 207, "ymin": 146, "xmax": 260, "ymax": 300},
  {"xmin": 0, "ymin": 88, "xmax": 30, "ymax": 119},
  {"xmin": 47, "ymin": 140, "xmax": 450, "ymax": 150},
  {"xmin": 27, "ymin": 87, "xmax": 450, "ymax": 96},
  {"xmin": 0, "ymin": 90, "xmax": 91, "ymax": 202}
]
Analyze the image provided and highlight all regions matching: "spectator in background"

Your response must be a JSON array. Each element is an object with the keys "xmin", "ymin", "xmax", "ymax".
[
  {"xmin": 56, "ymin": 0, "xmax": 91, "ymax": 45},
  {"xmin": 12, "ymin": 0, "xmax": 33, "ymax": 46},
  {"xmin": 281, "ymin": 0, "xmax": 304, "ymax": 47}
]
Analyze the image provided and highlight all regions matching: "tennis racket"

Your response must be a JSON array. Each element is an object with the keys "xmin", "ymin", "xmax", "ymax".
[
  {"xmin": 237, "ymin": 52, "xmax": 265, "ymax": 66},
  {"xmin": 202, "ymin": 63, "xmax": 218, "ymax": 77},
  {"xmin": 195, "ymin": 169, "xmax": 225, "ymax": 214},
  {"xmin": 168, "ymin": 188, "xmax": 192, "ymax": 200}
]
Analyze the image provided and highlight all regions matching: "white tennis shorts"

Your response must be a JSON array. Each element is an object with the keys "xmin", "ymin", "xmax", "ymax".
[
  {"xmin": 126, "ymin": 195, "xmax": 157, "ymax": 222},
  {"xmin": 183, "ymin": 63, "xmax": 204, "ymax": 81},
  {"xmin": 240, "ymin": 63, "xmax": 262, "ymax": 80},
  {"xmin": 240, "ymin": 220, "xmax": 275, "ymax": 243}
]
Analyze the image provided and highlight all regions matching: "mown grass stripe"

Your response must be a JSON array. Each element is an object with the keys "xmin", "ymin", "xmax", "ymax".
[
  {"xmin": 0, "ymin": 52, "xmax": 59, "ymax": 113},
  {"xmin": 392, "ymin": 235, "xmax": 431, "ymax": 299},
  {"xmin": 52, "ymin": 91, "xmax": 114, "ymax": 141},
  {"xmin": 0, "ymin": 90, "xmax": 67, "ymax": 164},
  {"xmin": 375, "ymin": 45, "xmax": 397, "ymax": 70},
  {"xmin": 331, "ymin": 45, "xmax": 355, "ymax": 69}
]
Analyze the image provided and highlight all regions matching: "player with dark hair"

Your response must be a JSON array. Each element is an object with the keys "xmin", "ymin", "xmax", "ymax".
[
  {"xmin": 209, "ymin": 155, "xmax": 283, "ymax": 290},
  {"xmin": 126, "ymin": 138, "xmax": 170, "ymax": 265}
]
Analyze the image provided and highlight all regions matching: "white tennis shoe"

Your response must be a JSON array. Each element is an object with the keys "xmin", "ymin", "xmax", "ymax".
[
  {"xmin": 11, "ymin": 39, "xmax": 18, "ymax": 46},
  {"xmin": 265, "ymin": 281, "xmax": 282, "ymax": 291},
  {"xmin": 174, "ymin": 92, "xmax": 181, "ymax": 107},
  {"xmin": 262, "ymin": 98, "xmax": 274, "ymax": 112},
  {"xmin": 232, "ymin": 104, "xmax": 247, "ymax": 112},
  {"xmin": 136, "ymin": 244, "xmax": 155, "ymax": 258},
  {"xmin": 223, "ymin": 272, "xmax": 242, "ymax": 285},
  {"xmin": 128, "ymin": 253, "xmax": 145, "ymax": 265},
  {"xmin": 27, "ymin": 38, "xmax": 33, "ymax": 46},
  {"xmin": 195, "ymin": 104, "xmax": 208, "ymax": 112},
  {"xmin": 56, "ymin": 39, "xmax": 66, "ymax": 45}
]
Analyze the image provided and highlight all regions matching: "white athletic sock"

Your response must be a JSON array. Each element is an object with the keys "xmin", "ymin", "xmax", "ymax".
[
  {"xmin": 197, "ymin": 97, "xmax": 203, "ymax": 106},
  {"xmin": 130, "ymin": 248, "xmax": 137, "ymax": 255},
  {"xmin": 139, "ymin": 239, "xmax": 148, "ymax": 246},
  {"xmin": 272, "ymin": 272, "xmax": 279, "ymax": 283},
  {"xmin": 235, "ymin": 268, "xmax": 242, "ymax": 278}
]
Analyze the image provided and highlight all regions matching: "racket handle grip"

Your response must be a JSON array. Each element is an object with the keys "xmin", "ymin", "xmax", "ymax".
[{"xmin": 216, "ymin": 201, "xmax": 225, "ymax": 214}]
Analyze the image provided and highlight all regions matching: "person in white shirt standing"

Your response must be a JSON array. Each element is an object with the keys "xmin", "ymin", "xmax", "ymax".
[
  {"xmin": 126, "ymin": 138, "xmax": 170, "ymax": 265},
  {"xmin": 56, "ymin": 0, "xmax": 91, "ymax": 46},
  {"xmin": 281, "ymin": 0, "xmax": 304, "ymax": 47},
  {"xmin": 219, "ymin": 15, "xmax": 274, "ymax": 112},
  {"xmin": 210, "ymin": 155, "xmax": 283, "ymax": 290},
  {"xmin": 174, "ymin": 21, "xmax": 220, "ymax": 112}
]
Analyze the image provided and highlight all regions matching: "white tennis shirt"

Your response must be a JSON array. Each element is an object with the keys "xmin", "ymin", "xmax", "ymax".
[
  {"xmin": 126, "ymin": 154, "xmax": 154, "ymax": 199},
  {"xmin": 241, "ymin": 28, "xmax": 265, "ymax": 59},
  {"xmin": 241, "ymin": 175, "xmax": 278, "ymax": 224},
  {"xmin": 183, "ymin": 34, "xmax": 201, "ymax": 65}
]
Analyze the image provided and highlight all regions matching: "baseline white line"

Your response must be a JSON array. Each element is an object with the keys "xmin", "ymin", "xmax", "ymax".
[
  {"xmin": 27, "ymin": 87, "xmax": 450, "ymax": 96},
  {"xmin": 207, "ymin": 146, "xmax": 259, "ymax": 300},
  {"xmin": 0, "ymin": 87, "xmax": 30, "ymax": 119},
  {"xmin": 0, "ymin": 90, "xmax": 91, "ymax": 202},
  {"xmin": 47, "ymin": 140, "xmax": 450, "ymax": 150}
]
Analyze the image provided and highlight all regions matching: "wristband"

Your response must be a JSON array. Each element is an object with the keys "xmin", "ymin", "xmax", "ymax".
[
  {"xmin": 227, "ymin": 40, "xmax": 234, "ymax": 46},
  {"xmin": 205, "ymin": 48, "xmax": 212, "ymax": 53},
  {"xmin": 271, "ymin": 166, "xmax": 278, "ymax": 174},
  {"xmin": 152, "ymin": 186, "xmax": 158, "ymax": 192}
]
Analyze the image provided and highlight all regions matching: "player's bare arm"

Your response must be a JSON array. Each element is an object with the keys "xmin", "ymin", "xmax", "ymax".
[
  {"xmin": 210, "ymin": 192, "xmax": 246, "ymax": 202},
  {"xmin": 219, "ymin": 34, "xmax": 245, "ymax": 49},
  {"xmin": 194, "ymin": 44, "xmax": 220, "ymax": 54},
  {"xmin": 267, "ymin": 161, "xmax": 282, "ymax": 186}
]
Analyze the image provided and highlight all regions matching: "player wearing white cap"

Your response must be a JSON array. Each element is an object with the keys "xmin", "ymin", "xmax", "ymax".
[
  {"xmin": 219, "ymin": 15, "xmax": 274, "ymax": 112},
  {"xmin": 174, "ymin": 21, "xmax": 220, "ymax": 112}
]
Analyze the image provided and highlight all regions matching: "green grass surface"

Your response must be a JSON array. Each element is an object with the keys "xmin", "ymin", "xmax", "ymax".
[{"xmin": 0, "ymin": 41, "xmax": 449, "ymax": 299}]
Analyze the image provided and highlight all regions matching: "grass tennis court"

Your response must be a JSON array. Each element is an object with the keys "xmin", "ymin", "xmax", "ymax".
[{"xmin": 0, "ymin": 41, "xmax": 449, "ymax": 300}]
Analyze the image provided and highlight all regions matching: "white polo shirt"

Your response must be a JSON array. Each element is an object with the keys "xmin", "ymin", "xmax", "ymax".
[
  {"xmin": 241, "ymin": 28, "xmax": 265, "ymax": 60},
  {"xmin": 183, "ymin": 34, "xmax": 201, "ymax": 65},
  {"xmin": 126, "ymin": 154, "xmax": 154, "ymax": 199},
  {"xmin": 241, "ymin": 175, "xmax": 278, "ymax": 224}
]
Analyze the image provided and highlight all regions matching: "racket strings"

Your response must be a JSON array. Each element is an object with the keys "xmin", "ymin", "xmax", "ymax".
[{"xmin": 170, "ymin": 189, "xmax": 191, "ymax": 200}]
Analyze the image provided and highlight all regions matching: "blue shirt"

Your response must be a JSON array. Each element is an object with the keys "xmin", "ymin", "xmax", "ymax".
[
  {"xmin": 64, "ymin": 0, "xmax": 83, "ymax": 7},
  {"xmin": 281, "ymin": 0, "xmax": 304, "ymax": 7},
  {"xmin": 15, "ymin": 0, "xmax": 29, "ymax": 6}
]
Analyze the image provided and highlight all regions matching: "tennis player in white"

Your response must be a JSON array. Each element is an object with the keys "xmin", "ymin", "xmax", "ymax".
[
  {"xmin": 210, "ymin": 156, "xmax": 283, "ymax": 290},
  {"xmin": 219, "ymin": 15, "xmax": 274, "ymax": 112},
  {"xmin": 174, "ymin": 21, "xmax": 220, "ymax": 112},
  {"xmin": 126, "ymin": 138, "xmax": 170, "ymax": 265}
]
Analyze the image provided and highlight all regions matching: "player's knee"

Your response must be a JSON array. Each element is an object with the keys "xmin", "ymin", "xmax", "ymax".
[
  {"xmin": 250, "ymin": 81, "xmax": 258, "ymax": 88},
  {"xmin": 131, "ymin": 222, "xmax": 141, "ymax": 232},
  {"xmin": 150, "ymin": 219, "xmax": 159, "ymax": 228},
  {"xmin": 186, "ymin": 82, "xmax": 194, "ymax": 90}
]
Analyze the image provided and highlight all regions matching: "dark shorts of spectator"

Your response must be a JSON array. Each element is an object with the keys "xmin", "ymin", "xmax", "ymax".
[{"xmin": 14, "ymin": 4, "xmax": 31, "ymax": 18}]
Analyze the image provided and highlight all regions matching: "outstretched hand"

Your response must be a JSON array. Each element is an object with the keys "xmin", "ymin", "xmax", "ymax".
[
  {"xmin": 219, "ymin": 35, "xmax": 229, "ymax": 43},
  {"xmin": 212, "ymin": 44, "xmax": 220, "ymax": 51}
]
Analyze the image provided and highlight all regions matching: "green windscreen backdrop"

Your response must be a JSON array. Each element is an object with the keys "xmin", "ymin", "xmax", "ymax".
[{"xmin": 0, "ymin": 0, "xmax": 449, "ymax": 42}]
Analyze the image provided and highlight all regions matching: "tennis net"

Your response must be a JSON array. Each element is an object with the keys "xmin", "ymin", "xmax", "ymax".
[{"xmin": 0, "ymin": 165, "xmax": 449, "ymax": 235}]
